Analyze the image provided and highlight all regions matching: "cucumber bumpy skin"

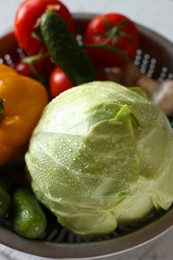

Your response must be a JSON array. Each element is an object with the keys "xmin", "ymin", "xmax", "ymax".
[
  {"xmin": 11, "ymin": 187, "xmax": 47, "ymax": 239},
  {"xmin": 0, "ymin": 186, "xmax": 11, "ymax": 218},
  {"xmin": 40, "ymin": 12, "xmax": 97, "ymax": 86}
]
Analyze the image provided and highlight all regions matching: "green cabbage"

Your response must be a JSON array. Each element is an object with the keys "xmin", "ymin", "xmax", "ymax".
[{"xmin": 25, "ymin": 81, "xmax": 173, "ymax": 237}]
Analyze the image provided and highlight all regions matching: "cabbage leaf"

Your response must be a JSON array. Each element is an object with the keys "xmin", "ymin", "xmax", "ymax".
[{"xmin": 25, "ymin": 81, "xmax": 173, "ymax": 236}]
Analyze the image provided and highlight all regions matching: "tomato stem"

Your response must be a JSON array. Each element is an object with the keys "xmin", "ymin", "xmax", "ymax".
[
  {"xmin": 22, "ymin": 50, "xmax": 49, "ymax": 64},
  {"xmin": 83, "ymin": 19, "xmax": 130, "ymax": 63},
  {"xmin": 22, "ymin": 50, "xmax": 49, "ymax": 84}
]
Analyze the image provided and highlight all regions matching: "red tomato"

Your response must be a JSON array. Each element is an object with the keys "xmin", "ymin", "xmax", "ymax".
[
  {"xmin": 14, "ymin": 57, "xmax": 55, "ymax": 78},
  {"xmin": 41, "ymin": 57, "xmax": 56, "ymax": 77},
  {"xmin": 14, "ymin": 61, "xmax": 33, "ymax": 77},
  {"xmin": 50, "ymin": 67, "xmax": 74, "ymax": 97},
  {"xmin": 15, "ymin": 0, "xmax": 75, "ymax": 55},
  {"xmin": 83, "ymin": 13, "xmax": 139, "ymax": 68}
]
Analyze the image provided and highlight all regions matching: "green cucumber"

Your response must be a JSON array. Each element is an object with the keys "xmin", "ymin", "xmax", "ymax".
[
  {"xmin": 40, "ymin": 11, "xmax": 97, "ymax": 85},
  {"xmin": 11, "ymin": 187, "xmax": 47, "ymax": 239},
  {"xmin": 0, "ymin": 185, "xmax": 11, "ymax": 218}
]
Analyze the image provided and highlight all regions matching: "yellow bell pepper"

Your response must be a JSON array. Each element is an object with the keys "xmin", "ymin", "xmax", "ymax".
[{"xmin": 0, "ymin": 64, "xmax": 49, "ymax": 165}]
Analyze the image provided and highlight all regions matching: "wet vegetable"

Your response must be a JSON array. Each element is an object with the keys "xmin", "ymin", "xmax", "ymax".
[{"xmin": 25, "ymin": 81, "xmax": 173, "ymax": 237}]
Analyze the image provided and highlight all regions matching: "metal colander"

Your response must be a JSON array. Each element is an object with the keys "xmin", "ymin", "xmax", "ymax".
[{"xmin": 0, "ymin": 14, "xmax": 173, "ymax": 259}]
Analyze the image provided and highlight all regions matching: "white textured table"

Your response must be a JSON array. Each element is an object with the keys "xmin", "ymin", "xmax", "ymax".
[{"xmin": 0, "ymin": 0, "xmax": 173, "ymax": 259}]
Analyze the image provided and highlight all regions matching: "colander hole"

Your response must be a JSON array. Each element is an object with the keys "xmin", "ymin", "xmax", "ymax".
[
  {"xmin": 168, "ymin": 73, "xmax": 173, "ymax": 79},
  {"xmin": 158, "ymin": 66, "xmax": 169, "ymax": 81},
  {"xmin": 134, "ymin": 49, "xmax": 142, "ymax": 66},
  {"xmin": 4, "ymin": 54, "xmax": 14, "ymax": 66},
  {"xmin": 45, "ymin": 229, "xmax": 60, "ymax": 241},
  {"xmin": 55, "ymin": 228, "xmax": 68, "ymax": 242},
  {"xmin": 17, "ymin": 47, "xmax": 25, "ymax": 58},
  {"xmin": 76, "ymin": 34, "xmax": 83, "ymax": 46}
]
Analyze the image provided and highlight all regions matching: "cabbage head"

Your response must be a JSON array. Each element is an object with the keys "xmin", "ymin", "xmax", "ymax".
[{"xmin": 25, "ymin": 81, "xmax": 173, "ymax": 237}]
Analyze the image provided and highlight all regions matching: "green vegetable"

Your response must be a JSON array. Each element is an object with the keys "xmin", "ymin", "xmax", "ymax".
[
  {"xmin": 40, "ymin": 12, "xmax": 96, "ymax": 85},
  {"xmin": 25, "ymin": 81, "xmax": 173, "ymax": 237},
  {"xmin": 0, "ymin": 185, "xmax": 11, "ymax": 218},
  {"xmin": 11, "ymin": 187, "xmax": 47, "ymax": 239}
]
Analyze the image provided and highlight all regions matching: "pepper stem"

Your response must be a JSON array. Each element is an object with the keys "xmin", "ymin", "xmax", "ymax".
[{"xmin": 0, "ymin": 99, "xmax": 4, "ymax": 120}]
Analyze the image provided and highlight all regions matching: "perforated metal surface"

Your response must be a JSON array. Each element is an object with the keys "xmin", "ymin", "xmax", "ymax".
[{"xmin": 134, "ymin": 49, "xmax": 173, "ymax": 81}]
